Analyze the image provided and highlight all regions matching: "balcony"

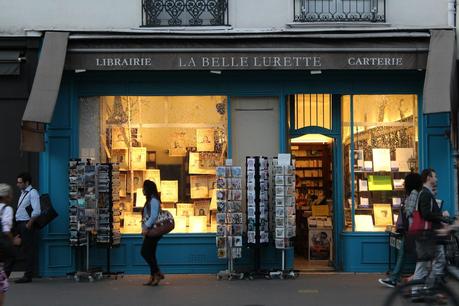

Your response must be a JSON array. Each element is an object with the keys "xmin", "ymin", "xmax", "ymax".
[
  {"xmin": 141, "ymin": 0, "xmax": 229, "ymax": 27},
  {"xmin": 294, "ymin": 0, "xmax": 386, "ymax": 23}
]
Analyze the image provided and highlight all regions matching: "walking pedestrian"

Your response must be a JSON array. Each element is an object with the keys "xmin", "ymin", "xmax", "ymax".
[
  {"xmin": 378, "ymin": 172, "xmax": 422, "ymax": 288},
  {"xmin": 140, "ymin": 180, "xmax": 162, "ymax": 286},
  {"xmin": 411, "ymin": 168, "xmax": 453, "ymax": 283},
  {"xmin": 0, "ymin": 184, "xmax": 15, "ymax": 305}
]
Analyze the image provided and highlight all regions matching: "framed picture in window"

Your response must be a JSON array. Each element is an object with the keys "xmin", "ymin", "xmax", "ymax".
[
  {"xmin": 196, "ymin": 129, "xmax": 215, "ymax": 152},
  {"xmin": 373, "ymin": 203, "xmax": 393, "ymax": 227},
  {"xmin": 130, "ymin": 147, "xmax": 147, "ymax": 170},
  {"xmin": 111, "ymin": 126, "xmax": 128, "ymax": 150},
  {"xmin": 111, "ymin": 149, "xmax": 128, "ymax": 170}
]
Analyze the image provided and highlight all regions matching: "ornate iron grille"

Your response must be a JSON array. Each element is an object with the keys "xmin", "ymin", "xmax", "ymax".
[
  {"xmin": 142, "ymin": 0, "xmax": 229, "ymax": 27},
  {"xmin": 294, "ymin": 0, "xmax": 385, "ymax": 23}
]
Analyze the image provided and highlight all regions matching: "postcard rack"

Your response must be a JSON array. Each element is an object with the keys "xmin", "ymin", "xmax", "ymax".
[
  {"xmin": 68, "ymin": 159, "xmax": 103, "ymax": 282},
  {"xmin": 269, "ymin": 157, "xmax": 298, "ymax": 279},
  {"xmin": 96, "ymin": 163, "xmax": 124, "ymax": 279},
  {"xmin": 245, "ymin": 156, "xmax": 271, "ymax": 280},
  {"xmin": 215, "ymin": 162, "xmax": 244, "ymax": 280}
]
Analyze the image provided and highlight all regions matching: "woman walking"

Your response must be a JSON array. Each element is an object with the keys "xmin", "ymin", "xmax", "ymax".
[
  {"xmin": 0, "ymin": 184, "xmax": 14, "ymax": 305},
  {"xmin": 378, "ymin": 172, "xmax": 423, "ymax": 288},
  {"xmin": 140, "ymin": 180, "xmax": 162, "ymax": 286}
]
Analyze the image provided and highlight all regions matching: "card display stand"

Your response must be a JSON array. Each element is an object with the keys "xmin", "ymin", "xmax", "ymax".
[
  {"xmin": 271, "ymin": 160, "xmax": 298, "ymax": 279},
  {"xmin": 215, "ymin": 164, "xmax": 244, "ymax": 280},
  {"xmin": 96, "ymin": 163, "xmax": 124, "ymax": 279},
  {"xmin": 68, "ymin": 159, "xmax": 102, "ymax": 282},
  {"xmin": 246, "ymin": 156, "xmax": 270, "ymax": 279}
]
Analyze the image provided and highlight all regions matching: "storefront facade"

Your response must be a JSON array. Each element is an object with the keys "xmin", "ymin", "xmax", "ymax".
[{"xmin": 26, "ymin": 30, "xmax": 457, "ymax": 276}]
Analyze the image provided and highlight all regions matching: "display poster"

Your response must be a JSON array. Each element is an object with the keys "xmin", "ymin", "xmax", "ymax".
[
  {"xmin": 308, "ymin": 229, "xmax": 332, "ymax": 261},
  {"xmin": 122, "ymin": 212, "xmax": 142, "ymax": 234},
  {"xmin": 196, "ymin": 129, "xmax": 215, "ymax": 152},
  {"xmin": 396, "ymin": 148, "xmax": 415, "ymax": 172},
  {"xmin": 169, "ymin": 132, "xmax": 187, "ymax": 157},
  {"xmin": 127, "ymin": 171, "xmax": 144, "ymax": 192},
  {"xmin": 189, "ymin": 216, "xmax": 207, "ymax": 233},
  {"xmin": 111, "ymin": 150, "xmax": 128, "ymax": 169},
  {"xmin": 368, "ymin": 175, "xmax": 393, "ymax": 191},
  {"xmin": 372, "ymin": 148, "xmax": 391, "ymax": 172},
  {"xmin": 176, "ymin": 203, "xmax": 194, "ymax": 218},
  {"xmin": 111, "ymin": 126, "xmax": 128, "ymax": 150},
  {"xmin": 131, "ymin": 147, "xmax": 147, "ymax": 170},
  {"xmin": 190, "ymin": 175, "xmax": 210, "ymax": 198},
  {"xmin": 355, "ymin": 214, "xmax": 375, "ymax": 232},
  {"xmin": 194, "ymin": 200, "xmax": 210, "ymax": 217},
  {"xmin": 373, "ymin": 203, "xmax": 393, "ymax": 227},
  {"xmin": 135, "ymin": 188, "xmax": 146, "ymax": 207},
  {"xmin": 161, "ymin": 180, "xmax": 178, "ymax": 203},
  {"xmin": 144, "ymin": 169, "xmax": 161, "ymax": 192},
  {"xmin": 189, "ymin": 152, "xmax": 216, "ymax": 174}
]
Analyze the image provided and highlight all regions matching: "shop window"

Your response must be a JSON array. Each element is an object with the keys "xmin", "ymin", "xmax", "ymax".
[
  {"xmin": 342, "ymin": 95, "xmax": 418, "ymax": 232},
  {"xmin": 79, "ymin": 96, "xmax": 228, "ymax": 234},
  {"xmin": 292, "ymin": 94, "xmax": 332, "ymax": 130}
]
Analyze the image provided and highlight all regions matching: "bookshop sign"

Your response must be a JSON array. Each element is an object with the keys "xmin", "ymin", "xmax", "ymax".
[{"xmin": 65, "ymin": 52, "xmax": 426, "ymax": 70}]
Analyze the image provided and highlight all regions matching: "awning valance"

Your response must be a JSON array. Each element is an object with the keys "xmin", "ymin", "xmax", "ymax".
[
  {"xmin": 423, "ymin": 30, "xmax": 458, "ymax": 114},
  {"xmin": 22, "ymin": 31, "xmax": 69, "ymax": 123},
  {"xmin": 21, "ymin": 31, "xmax": 69, "ymax": 152}
]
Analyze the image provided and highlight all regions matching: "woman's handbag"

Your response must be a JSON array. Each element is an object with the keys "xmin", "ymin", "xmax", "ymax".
[{"xmin": 147, "ymin": 210, "xmax": 175, "ymax": 237}]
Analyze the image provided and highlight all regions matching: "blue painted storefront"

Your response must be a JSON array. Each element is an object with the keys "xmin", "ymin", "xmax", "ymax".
[{"xmin": 38, "ymin": 70, "xmax": 455, "ymax": 276}]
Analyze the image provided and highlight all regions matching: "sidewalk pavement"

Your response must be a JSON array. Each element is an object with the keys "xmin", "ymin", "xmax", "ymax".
[{"xmin": 6, "ymin": 273, "xmax": 459, "ymax": 306}]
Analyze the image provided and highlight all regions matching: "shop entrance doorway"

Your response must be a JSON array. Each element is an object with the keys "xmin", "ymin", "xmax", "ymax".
[{"xmin": 291, "ymin": 134, "xmax": 335, "ymax": 271}]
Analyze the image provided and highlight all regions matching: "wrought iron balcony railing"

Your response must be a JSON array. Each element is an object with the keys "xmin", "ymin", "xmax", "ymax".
[
  {"xmin": 294, "ymin": 0, "xmax": 386, "ymax": 23},
  {"xmin": 142, "ymin": 0, "xmax": 229, "ymax": 27}
]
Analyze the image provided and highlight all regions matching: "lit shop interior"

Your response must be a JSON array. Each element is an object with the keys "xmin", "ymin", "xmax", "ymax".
[
  {"xmin": 79, "ymin": 96, "xmax": 228, "ymax": 234},
  {"xmin": 290, "ymin": 94, "xmax": 417, "ymax": 269}
]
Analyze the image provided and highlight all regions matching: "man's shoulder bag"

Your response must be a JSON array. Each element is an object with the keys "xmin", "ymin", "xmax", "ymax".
[
  {"xmin": 147, "ymin": 209, "xmax": 175, "ymax": 237},
  {"xmin": 26, "ymin": 193, "xmax": 59, "ymax": 229}
]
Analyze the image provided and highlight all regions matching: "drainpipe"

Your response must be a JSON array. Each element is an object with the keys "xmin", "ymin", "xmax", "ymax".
[{"xmin": 448, "ymin": 0, "xmax": 456, "ymax": 27}]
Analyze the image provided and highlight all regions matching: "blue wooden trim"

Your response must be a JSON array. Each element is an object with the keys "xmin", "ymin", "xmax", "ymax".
[
  {"xmin": 279, "ymin": 95, "xmax": 287, "ymax": 153},
  {"xmin": 227, "ymin": 96, "xmax": 232, "ymax": 159},
  {"xmin": 290, "ymin": 126, "xmax": 335, "ymax": 137},
  {"xmin": 350, "ymin": 95, "xmax": 355, "ymax": 232},
  {"xmin": 40, "ymin": 70, "xmax": 438, "ymax": 275}
]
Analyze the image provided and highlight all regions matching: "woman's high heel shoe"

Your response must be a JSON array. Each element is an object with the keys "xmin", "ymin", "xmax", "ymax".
[
  {"xmin": 142, "ymin": 275, "xmax": 154, "ymax": 286},
  {"xmin": 151, "ymin": 273, "xmax": 161, "ymax": 286}
]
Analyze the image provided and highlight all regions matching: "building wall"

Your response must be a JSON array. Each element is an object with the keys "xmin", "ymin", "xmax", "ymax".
[
  {"xmin": 0, "ymin": 39, "xmax": 39, "ymax": 200},
  {"xmin": 0, "ymin": 0, "xmax": 450, "ymax": 35}
]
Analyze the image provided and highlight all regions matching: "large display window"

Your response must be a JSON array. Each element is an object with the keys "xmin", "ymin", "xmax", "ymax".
[
  {"xmin": 79, "ymin": 96, "xmax": 228, "ymax": 234},
  {"xmin": 342, "ymin": 95, "xmax": 418, "ymax": 232}
]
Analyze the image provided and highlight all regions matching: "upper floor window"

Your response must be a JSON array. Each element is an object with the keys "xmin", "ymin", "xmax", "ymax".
[
  {"xmin": 142, "ymin": 0, "xmax": 229, "ymax": 27},
  {"xmin": 294, "ymin": 0, "xmax": 386, "ymax": 23}
]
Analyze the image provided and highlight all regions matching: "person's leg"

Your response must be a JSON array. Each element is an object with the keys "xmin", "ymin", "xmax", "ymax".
[
  {"xmin": 430, "ymin": 245, "xmax": 446, "ymax": 280},
  {"xmin": 390, "ymin": 237, "xmax": 405, "ymax": 282},
  {"xmin": 412, "ymin": 261, "xmax": 429, "ymax": 280},
  {"xmin": 150, "ymin": 237, "xmax": 160, "ymax": 275},
  {"xmin": 21, "ymin": 226, "xmax": 35, "ymax": 280},
  {"xmin": 140, "ymin": 237, "xmax": 155, "ymax": 276}
]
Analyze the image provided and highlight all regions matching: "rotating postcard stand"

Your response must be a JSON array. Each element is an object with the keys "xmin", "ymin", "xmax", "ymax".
[
  {"xmin": 96, "ymin": 163, "xmax": 124, "ymax": 280},
  {"xmin": 246, "ymin": 156, "xmax": 271, "ymax": 280},
  {"xmin": 269, "ymin": 154, "xmax": 298, "ymax": 280},
  {"xmin": 216, "ymin": 161, "xmax": 244, "ymax": 280},
  {"xmin": 68, "ymin": 159, "xmax": 103, "ymax": 282}
]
